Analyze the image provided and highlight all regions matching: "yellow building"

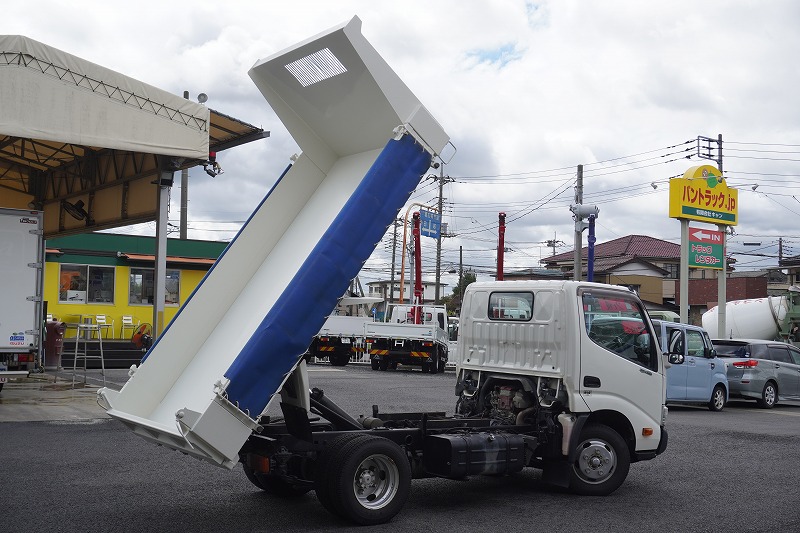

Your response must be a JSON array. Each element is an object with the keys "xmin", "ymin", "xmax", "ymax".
[{"xmin": 45, "ymin": 233, "xmax": 226, "ymax": 339}]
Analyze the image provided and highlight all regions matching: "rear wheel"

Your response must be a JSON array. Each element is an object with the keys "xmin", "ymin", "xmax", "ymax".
[
  {"xmin": 569, "ymin": 424, "xmax": 630, "ymax": 496},
  {"xmin": 428, "ymin": 352, "xmax": 440, "ymax": 374},
  {"xmin": 708, "ymin": 384, "xmax": 726, "ymax": 412},
  {"xmin": 329, "ymin": 349, "xmax": 350, "ymax": 367},
  {"xmin": 370, "ymin": 359, "xmax": 380, "ymax": 370},
  {"xmin": 437, "ymin": 353, "xmax": 447, "ymax": 373},
  {"xmin": 315, "ymin": 434, "xmax": 411, "ymax": 525},
  {"xmin": 314, "ymin": 433, "xmax": 366, "ymax": 516},
  {"xmin": 757, "ymin": 381, "xmax": 777, "ymax": 409}
]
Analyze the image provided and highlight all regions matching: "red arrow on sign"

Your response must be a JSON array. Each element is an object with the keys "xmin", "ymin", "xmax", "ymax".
[{"xmin": 690, "ymin": 228, "xmax": 724, "ymax": 243}]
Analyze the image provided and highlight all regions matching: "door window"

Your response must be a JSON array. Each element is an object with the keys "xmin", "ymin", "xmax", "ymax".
[
  {"xmin": 686, "ymin": 330, "xmax": 706, "ymax": 357},
  {"xmin": 768, "ymin": 346, "xmax": 793, "ymax": 364},
  {"xmin": 584, "ymin": 292, "xmax": 657, "ymax": 370}
]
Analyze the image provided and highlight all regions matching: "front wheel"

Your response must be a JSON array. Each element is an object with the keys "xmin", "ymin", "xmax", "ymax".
[
  {"xmin": 569, "ymin": 424, "xmax": 630, "ymax": 496},
  {"xmin": 757, "ymin": 381, "xmax": 778, "ymax": 409},
  {"xmin": 315, "ymin": 434, "xmax": 411, "ymax": 525},
  {"xmin": 708, "ymin": 384, "xmax": 726, "ymax": 412}
]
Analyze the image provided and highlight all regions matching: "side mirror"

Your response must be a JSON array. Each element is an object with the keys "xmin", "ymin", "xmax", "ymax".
[
  {"xmin": 668, "ymin": 353, "xmax": 685, "ymax": 365},
  {"xmin": 705, "ymin": 347, "xmax": 717, "ymax": 359}
]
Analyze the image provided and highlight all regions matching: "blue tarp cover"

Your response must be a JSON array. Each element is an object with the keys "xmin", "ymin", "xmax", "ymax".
[{"xmin": 223, "ymin": 133, "xmax": 431, "ymax": 416}]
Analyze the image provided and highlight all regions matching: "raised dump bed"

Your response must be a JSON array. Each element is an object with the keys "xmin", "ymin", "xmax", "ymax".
[{"xmin": 97, "ymin": 16, "xmax": 448, "ymax": 468}]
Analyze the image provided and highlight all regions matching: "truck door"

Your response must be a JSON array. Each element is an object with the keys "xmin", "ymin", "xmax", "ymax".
[{"xmin": 581, "ymin": 289, "xmax": 664, "ymax": 437}]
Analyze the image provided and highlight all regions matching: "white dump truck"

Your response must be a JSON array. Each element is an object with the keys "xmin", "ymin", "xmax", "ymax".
[{"xmin": 97, "ymin": 18, "xmax": 680, "ymax": 526}]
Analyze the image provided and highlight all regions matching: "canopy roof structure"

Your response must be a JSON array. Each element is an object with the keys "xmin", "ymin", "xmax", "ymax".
[{"xmin": 0, "ymin": 35, "xmax": 267, "ymax": 237}]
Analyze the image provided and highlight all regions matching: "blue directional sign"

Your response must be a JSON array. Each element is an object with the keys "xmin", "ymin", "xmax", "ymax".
[{"xmin": 419, "ymin": 209, "xmax": 440, "ymax": 239}]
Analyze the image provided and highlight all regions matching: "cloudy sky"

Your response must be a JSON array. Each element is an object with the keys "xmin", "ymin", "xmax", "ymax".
[{"xmin": 7, "ymin": 1, "xmax": 800, "ymax": 292}]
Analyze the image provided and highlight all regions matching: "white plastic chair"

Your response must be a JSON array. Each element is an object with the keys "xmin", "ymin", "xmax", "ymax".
[
  {"xmin": 94, "ymin": 315, "xmax": 114, "ymax": 339},
  {"xmin": 120, "ymin": 315, "xmax": 139, "ymax": 339}
]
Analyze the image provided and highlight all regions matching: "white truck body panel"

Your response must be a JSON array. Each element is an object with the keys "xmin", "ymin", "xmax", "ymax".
[
  {"xmin": 98, "ymin": 17, "xmax": 448, "ymax": 468},
  {"xmin": 366, "ymin": 304, "xmax": 449, "ymax": 345},
  {"xmin": 0, "ymin": 208, "xmax": 43, "ymax": 371},
  {"xmin": 458, "ymin": 280, "xmax": 666, "ymax": 453},
  {"xmin": 318, "ymin": 316, "xmax": 374, "ymax": 338}
]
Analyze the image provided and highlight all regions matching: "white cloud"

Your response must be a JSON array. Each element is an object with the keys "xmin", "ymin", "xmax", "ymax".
[{"xmin": 6, "ymin": 0, "xmax": 800, "ymax": 290}]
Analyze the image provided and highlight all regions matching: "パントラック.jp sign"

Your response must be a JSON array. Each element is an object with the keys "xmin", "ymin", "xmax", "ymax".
[
  {"xmin": 688, "ymin": 227, "xmax": 725, "ymax": 270},
  {"xmin": 669, "ymin": 165, "xmax": 738, "ymax": 226}
]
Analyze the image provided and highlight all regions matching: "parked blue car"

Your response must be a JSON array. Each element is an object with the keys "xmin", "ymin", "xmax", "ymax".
[{"xmin": 651, "ymin": 319, "xmax": 728, "ymax": 411}]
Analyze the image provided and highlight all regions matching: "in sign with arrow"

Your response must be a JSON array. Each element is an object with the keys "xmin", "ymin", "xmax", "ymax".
[{"xmin": 688, "ymin": 227, "xmax": 724, "ymax": 269}]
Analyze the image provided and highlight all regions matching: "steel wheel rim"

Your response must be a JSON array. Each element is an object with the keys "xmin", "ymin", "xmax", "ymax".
[
  {"xmin": 574, "ymin": 438, "xmax": 616, "ymax": 484},
  {"xmin": 352, "ymin": 454, "xmax": 400, "ymax": 510}
]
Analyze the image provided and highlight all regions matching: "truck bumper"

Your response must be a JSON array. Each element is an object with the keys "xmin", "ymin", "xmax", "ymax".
[{"xmin": 633, "ymin": 426, "xmax": 668, "ymax": 462}]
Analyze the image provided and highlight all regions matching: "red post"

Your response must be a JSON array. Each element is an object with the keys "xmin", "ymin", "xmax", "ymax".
[
  {"xmin": 412, "ymin": 212, "xmax": 423, "ymax": 324},
  {"xmin": 497, "ymin": 212, "xmax": 506, "ymax": 281}
]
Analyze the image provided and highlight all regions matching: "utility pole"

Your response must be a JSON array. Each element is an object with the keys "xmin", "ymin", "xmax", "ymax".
[
  {"xmin": 570, "ymin": 165, "xmax": 599, "ymax": 283},
  {"xmin": 179, "ymin": 90, "xmax": 190, "ymax": 240},
  {"xmin": 544, "ymin": 232, "xmax": 564, "ymax": 258},
  {"xmin": 434, "ymin": 164, "xmax": 449, "ymax": 303},
  {"xmin": 698, "ymin": 133, "xmax": 726, "ymax": 332},
  {"xmin": 389, "ymin": 218, "xmax": 401, "ymax": 303},
  {"xmin": 573, "ymin": 165, "xmax": 583, "ymax": 281}
]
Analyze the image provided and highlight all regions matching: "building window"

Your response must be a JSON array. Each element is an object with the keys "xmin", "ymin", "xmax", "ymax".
[
  {"xmin": 664, "ymin": 263, "xmax": 679, "ymax": 279},
  {"xmin": 129, "ymin": 268, "xmax": 181, "ymax": 305},
  {"xmin": 59, "ymin": 264, "xmax": 115, "ymax": 303}
]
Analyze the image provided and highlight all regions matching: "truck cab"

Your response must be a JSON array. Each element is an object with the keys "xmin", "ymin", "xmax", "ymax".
[{"xmin": 456, "ymin": 281, "xmax": 677, "ymax": 477}]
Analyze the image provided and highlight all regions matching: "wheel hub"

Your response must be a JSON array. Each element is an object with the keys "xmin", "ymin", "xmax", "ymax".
[
  {"xmin": 577, "ymin": 440, "xmax": 615, "ymax": 482},
  {"xmin": 352, "ymin": 454, "xmax": 399, "ymax": 509}
]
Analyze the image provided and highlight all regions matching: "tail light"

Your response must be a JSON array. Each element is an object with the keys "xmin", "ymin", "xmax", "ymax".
[
  {"xmin": 365, "ymin": 338, "xmax": 375, "ymax": 344},
  {"xmin": 319, "ymin": 336, "xmax": 329, "ymax": 342},
  {"xmin": 732, "ymin": 359, "xmax": 758, "ymax": 368}
]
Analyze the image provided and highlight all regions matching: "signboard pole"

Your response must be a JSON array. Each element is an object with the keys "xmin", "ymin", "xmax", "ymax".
[
  {"xmin": 718, "ymin": 223, "xmax": 727, "ymax": 337},
  {"xmin": 680, "ymin": 219, "xmax": 689, "ymax": 324}
]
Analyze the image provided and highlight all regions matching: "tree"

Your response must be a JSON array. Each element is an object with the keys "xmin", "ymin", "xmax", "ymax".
[{"xmin": 441, "ymin": 271, "xmax": 476, "ymax": 315}]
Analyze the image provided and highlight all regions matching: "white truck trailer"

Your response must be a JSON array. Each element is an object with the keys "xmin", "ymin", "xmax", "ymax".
[
  {"xmin": 0, "ymin": 207, "xmax": 44, "ymax": 390},
  {"xmin": 97, "ymin": 18, "xmax": 681, "ymax": 526}
]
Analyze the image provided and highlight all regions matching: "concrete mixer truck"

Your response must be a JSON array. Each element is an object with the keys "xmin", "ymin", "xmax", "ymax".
[{"xmin": 701, "ymin": 287, "xmax": 800, "ymax": 342}]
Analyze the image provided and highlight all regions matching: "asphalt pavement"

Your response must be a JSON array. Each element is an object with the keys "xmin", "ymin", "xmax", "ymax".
[{"xmin": 3, "ymin": 365, "xmax": 800, "ymax": 532}]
